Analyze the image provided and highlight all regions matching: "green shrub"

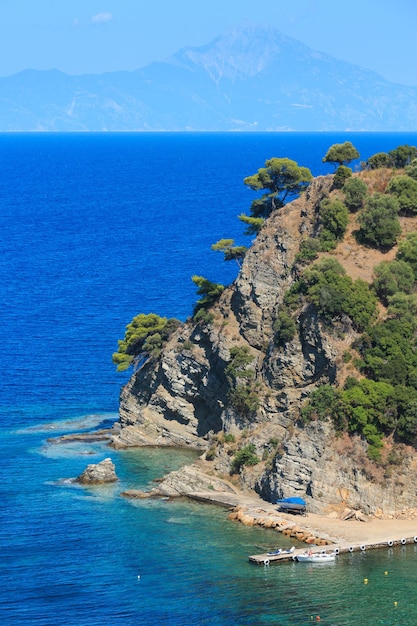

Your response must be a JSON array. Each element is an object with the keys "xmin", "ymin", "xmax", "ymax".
[
  {"xmin": 228, "ymin": 385, "xmax": 260, "ymax": 417},
  {"xmin": 112, "ymin": 313, "xmax": 180, "ymax": 371},
  {"xmin": 366, "ymin": 152, "xmax": 390, "ymax": 169},
  {"xmin": 396, "ymin": 231, "xmax": 417, "ymax": 279},
  {"xmin": 373, "ymin": 260, "xmax": 415, "ymax": 304},
  {"xmin": 333, "ymin": 165, "xmax": 352, "ymax": 189},
  {"xmin": 356, "ymin": 193, "xmax": 401, "ymax": 250},
  {"xmin": 225, "ymin": 347, "xmax": 259, "ymax": 417},
  {"xmin": 283, "ymin": 282, "xmax": 304, "ymax": 310},
  {"xmin": 319, "ymin": 198, "xmax": 349, "ymax": 245},
  {"xmin": 322, "ymin": 141, "xmax": 360, "ymax": 167},
  {"xmin": 192, "ymin": 275, "xmax": 224, "ymax": 314},
  {"xmin": 300, "ymin": 385, "xmax": 343, "ymax": 423},
  {"xmin": 273, "ymin": 310, "xmax": 296, "ymax": 346},
  {"xmin": 225, "ymin": 346, "xmax": 255, "ymax": 382},
  {"xmin": 343, "ymin": 177, "xmax": 369, "ymax": 211},
  {"xmin": 388, "ymin": 144, "xmax": 417, "ymax": 168},
  {"xmin": 193, "ymin": 308, "xmax": 215, "ymax": 325},
  {"xmin": 295, "ymin": 237, "xmax": 321, "ymax": 264},
  {"xmin": 230, "ymin": 444, "xmax": 259, "ymax": 472},
  {"xmin": 405, "ymin": 158, "xmax": 417, "ymax": 180},
  {"xmin": 355, "ymin": 316, "xmax": 417, "ymax": 388},
  {"xmin": 303, "ymin": 258, "xmax": 377, "ymax": 331},
  {"xmin": 386, "ymin": 175, "xmax": 417, "ymax": 215}
]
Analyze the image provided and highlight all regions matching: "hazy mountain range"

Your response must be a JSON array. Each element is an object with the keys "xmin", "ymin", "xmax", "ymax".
[{"xmin": 1, "ymin": 25, "xmax": 417, "ymax": 132}]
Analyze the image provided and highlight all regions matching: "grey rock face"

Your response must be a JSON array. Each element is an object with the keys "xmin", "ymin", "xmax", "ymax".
[{"xmin": 113, "ymin": 176, "xmax": 339, "ymax": 446}]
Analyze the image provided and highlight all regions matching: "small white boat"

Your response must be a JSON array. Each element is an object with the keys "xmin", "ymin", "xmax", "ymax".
[
  {"xmin": 296, "ymin": 551, "xmax": 336, "ymax": 563},
  {"xmin": 267, "ymin": 546, "xmax": 295, "ymax": 556}
]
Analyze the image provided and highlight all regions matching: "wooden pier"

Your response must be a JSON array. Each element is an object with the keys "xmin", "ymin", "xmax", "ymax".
[{"xmin": 249, "ymin": 536, "xmax": 417, "ymax": 565}]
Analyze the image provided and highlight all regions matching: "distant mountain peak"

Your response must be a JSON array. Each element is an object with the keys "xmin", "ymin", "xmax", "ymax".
[
  {"xmin": 171, "ymin": 24, "xmax": 312, "ymax": 81},
  {"xmin": 1, "ymin": 24, "xmax": 417, "ymax": 131},
  {"xmin": 169, "ymin": 24, "xmax": 391, "ymax": 86}
]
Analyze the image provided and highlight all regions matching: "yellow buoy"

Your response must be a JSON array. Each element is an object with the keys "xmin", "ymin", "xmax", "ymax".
[
  {"xmin": 364, "ymin": 578, "xmax": 368, "ymax": 584},
  {"xmin": 394, "ymin": 601, "xmax": 398, "ymax": 607},
  {"xmin": 384, "ymin": 571, "xmax": 388, "ymax": 576}
]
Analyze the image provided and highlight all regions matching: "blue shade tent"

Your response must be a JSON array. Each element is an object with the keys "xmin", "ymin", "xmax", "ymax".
[{"xmin": 276, "ymin": 497, "xmax": 306, "ymax": 506}]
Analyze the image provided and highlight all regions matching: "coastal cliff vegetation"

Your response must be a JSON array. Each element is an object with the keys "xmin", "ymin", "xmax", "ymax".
[{"xmin": 112, "ymin": 141, "xmax": 417, "ymax": 513}]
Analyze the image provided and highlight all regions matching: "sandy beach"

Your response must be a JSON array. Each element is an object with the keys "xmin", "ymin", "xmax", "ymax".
[{"xmin": 302, "ymin": 512, "xmax": 417, "ymax": 545}]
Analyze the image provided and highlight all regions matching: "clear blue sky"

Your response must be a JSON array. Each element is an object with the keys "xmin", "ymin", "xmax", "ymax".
[{"xmin": 0, "ymin": 0, "xmax": 416, "ymax": 85}]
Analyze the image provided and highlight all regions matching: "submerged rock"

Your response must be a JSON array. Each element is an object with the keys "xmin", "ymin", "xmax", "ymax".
[{"xmin": 76, "ymin": 457, "xmax": 118, "ymax": 484}]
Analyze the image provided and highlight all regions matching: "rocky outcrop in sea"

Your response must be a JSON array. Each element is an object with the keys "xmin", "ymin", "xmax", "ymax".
[{"xmin": 76, "ymin": 457, "xmax": 118, "ymax": 484}]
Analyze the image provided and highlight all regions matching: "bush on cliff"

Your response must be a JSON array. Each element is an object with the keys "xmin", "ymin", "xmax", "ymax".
[
  {"xmin": 301, "ymin": 258, "xmax": 377, "ymax": 331},
  {"xmin": 388, "ymin": 144, "xmax": 417, "ymax": 168},
  {"xmin": 386, "ymin": 175, "xmax": 417, "ymax": 215},
  {"xmin": 366, "ymin": 152, "xmax": 390, "ymax": 170},
  {"xmin": 332, "ymin": 165, "xmax": 352, "ymax": 189},
  {"xmin": 225, "ymin": 347, "xmax": 260, "ymax": 417},
  {"xmin": 396, "ymin": 231, "xmax": 417, "ymax": 279},
  {"xmin": 273, "ymin": 310, "xmax": 297, "ymax": 346},
  {"xmin": 112, "ymin": 313, "xmax": 180, "ymax": 371},
  {"xmin": 230, "ymin": 444, "xmax": 259, "ymax": 473}
]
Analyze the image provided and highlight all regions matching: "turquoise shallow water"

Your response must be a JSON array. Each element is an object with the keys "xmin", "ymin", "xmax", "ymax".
[
  {"xmin": 3, "ymin": 413, "xmax": 417, "ymax": 625},
  {"xmin": 2, "ymin": 132, "xmax": 417, "ymax": 624},
  {"xmin": 2, "ymin": 412, "xmax": 417, "ymax": 626}
]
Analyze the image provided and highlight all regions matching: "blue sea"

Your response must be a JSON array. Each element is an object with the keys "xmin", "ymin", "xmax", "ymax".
[{"xmin": 2, "ymin": 132, "xmax": 417, "ymax": 625}]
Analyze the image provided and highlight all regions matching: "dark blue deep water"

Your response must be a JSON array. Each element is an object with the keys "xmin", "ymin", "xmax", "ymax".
[{"xmin": 2, "ymin": 132, "xmax": 417, "ymax": 625}]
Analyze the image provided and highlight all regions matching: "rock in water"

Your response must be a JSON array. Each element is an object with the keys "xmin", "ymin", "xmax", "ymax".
[{"xmin": 76, "ymin": 457, "xmax": 118, "ymax": 484}]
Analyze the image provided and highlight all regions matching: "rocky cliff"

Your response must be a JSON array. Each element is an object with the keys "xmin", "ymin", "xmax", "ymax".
[{"xmin": 111, "ymin": 173, "xmax": 417, "ymax": 515}]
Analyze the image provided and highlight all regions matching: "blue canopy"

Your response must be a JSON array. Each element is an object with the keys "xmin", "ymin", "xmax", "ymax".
[{"xmin": 276, "ymin": 497, "xmax": 306, "ymax": 506}]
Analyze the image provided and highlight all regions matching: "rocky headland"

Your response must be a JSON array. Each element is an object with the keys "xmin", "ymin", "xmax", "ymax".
[{"xmin": 109, "ymin": 166, "xmax": 417, "ymax": 521}]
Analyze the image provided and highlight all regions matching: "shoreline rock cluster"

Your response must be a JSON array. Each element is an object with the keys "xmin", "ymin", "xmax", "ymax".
[{"xmin": 228, "ymin": 505, "xmax": 334, "ymax": 545}]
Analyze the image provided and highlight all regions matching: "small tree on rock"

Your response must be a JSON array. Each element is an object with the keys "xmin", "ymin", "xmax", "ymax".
[
  {"xmin": 211, "ymin": 239, "xmax": 247, "ymax": 265},
  {"xmin": 322, "ymin": 141, "xmax": 360, "ymax": 169},
  {"xmin": 192, "ymin": 275, "xmax": 224, "ymax": 315},
  {"xmin": 240, "ymin": 158, "xmax": 312, "ymax": 232}
]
